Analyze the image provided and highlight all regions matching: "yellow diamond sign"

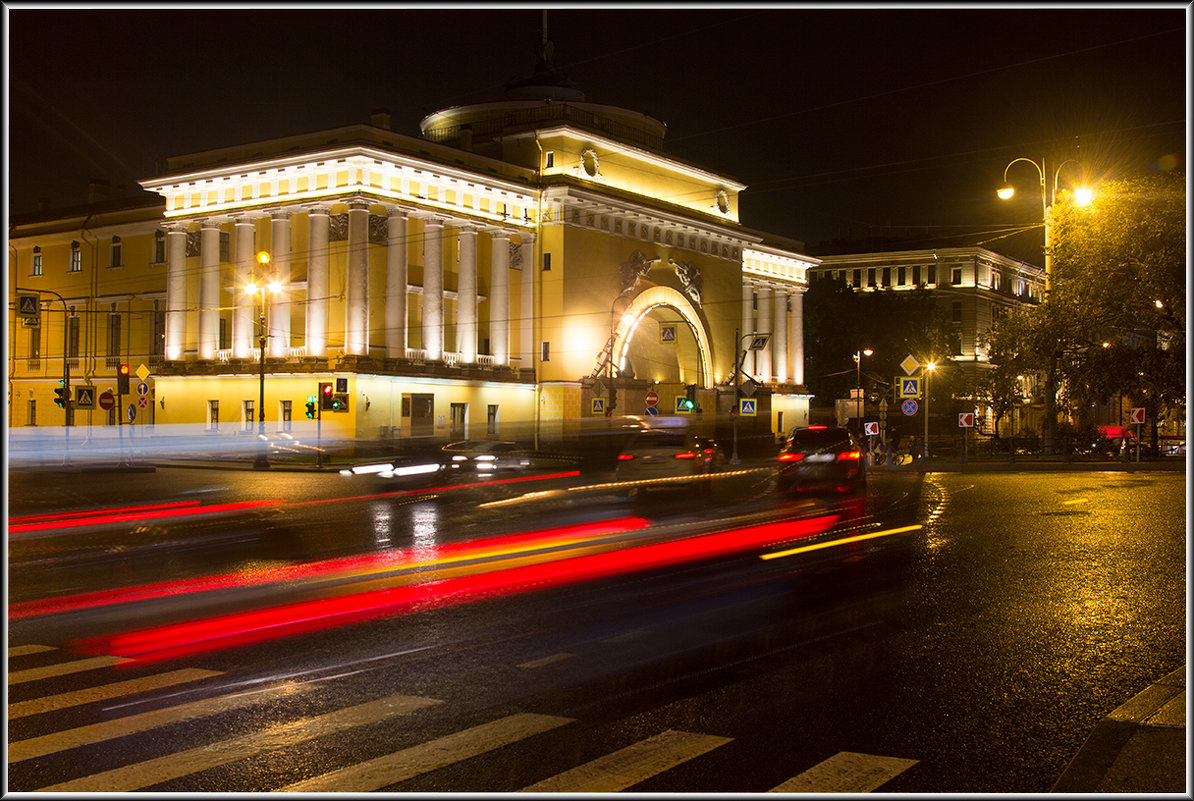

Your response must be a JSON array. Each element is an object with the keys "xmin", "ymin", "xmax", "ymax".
[{"xmin": 900, "ymin": 354, "xmax": 920, "ymax": 376}]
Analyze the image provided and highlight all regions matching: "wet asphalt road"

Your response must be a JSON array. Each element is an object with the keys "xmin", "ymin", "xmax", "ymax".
[{"xmin": 7, "ymin": 467, "xmax": 1185, "ymax": 792}]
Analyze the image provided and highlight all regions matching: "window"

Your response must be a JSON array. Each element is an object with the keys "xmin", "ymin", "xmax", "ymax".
[
  {"xmin": 912, "ymin": 265, "xmax": 921, "ymax": 285},
  {"xmin": 867, "ymin": 269, "xmax": 876, "ymax": 288},
  {"xmin": 152, "ymin": 300, "xmax": 166, "ymax": 356},
  {"xmin": 951, "ymin": 267, "xmax": 962, "ymax": 285},
  {"xmin": 487, "ymin": 404, "xmax": 499, "ymax": 435},
  {"xmin": 219, "ymin": 318, "xmax": 229, "ymax": 351},
  {"xmin": 952, "ymin": 302, "xmax": 963, "ymax": 324},
  {"xmin": 207, "ymin": 400, "xmax": 220, "ymax": 431},
  {"xmin": 32, "ymin": 246, "xmax": 42, "ymax": 276},
  {"xmin": 898, "ymin": 266, "xmax": 906, "ymax": 286},
  {"xmin": 108, "ymin": 307, "xmax": 122, "ymax": 357},
  {"xmin": 67, "ymin": 314, "xmax": 80, "ymax": 360},
  {"xmin": 109, "ymin": 236, "xmax": 123, "ymax": 268},
  {"xmin": 27, "ymin": 400, "xmax": 36, "ymax": 427},
  {"xmin": 28, "ymin": 324, "xmax": 40, "ymax": 361},
  {"xmin": 991, "ymin": 271, "xmax": 1002, "ymax": 291},
  {"xmin": 541, "ymin": 341, "xmax": 550, "ymax": 361},
  {"xmin": 852, "ymin": 269, "xmax": 861, "ymax": 287},
  {"xmin": 243, "ymin": 400, "xmax": 255, "ymax": 431},
  {"xmin": 882, "ymin": 267, "xmax": 891, "ymax": 287},
  {"xmin": 544, "ymin": 151, "xmax": 554, "ymax": 168},
  {"xmin": 752, "ymin": 292, "xmax": 758, "ymax": 311},
  {"xmin": 280, "ymin": 400, "xmax": 292, "ymax": 433},
  {"xmin": 542, "ymin": 252, "xmax": 551, "ymax": 271},
  {"xmin": 153, "ymin": 231, "xmax": 166, "ymax": 264},
  {"xmin": 927, "ymin": 265, "xmax": 937, "ymax": 285},
  {"xmin": 69, "ymin": 242, "xmax": 82, "ymax": 272},
  {"xmin": 450, "ymin": 402, "xmax": 467, "ymax": 439}
]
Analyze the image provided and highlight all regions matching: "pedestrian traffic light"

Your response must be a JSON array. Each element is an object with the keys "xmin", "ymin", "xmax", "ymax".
[
  {"xmin": 54, "ymin": 381, "xmax": 67, "ymax": 408},
  {"xmin": 319, "ymin": 382, "xmax": 334, "ymax": 411},
  {"xmin": 682, "ymin": 384, "xmax": 699, "ymax": 413},
  {"xmin": 331, "ymin": 393, "xmax": 349, "ymax": 412},
  {"xmin": 117, "ymin": 363, "xmax": 130, "ymax": 394},
  {"xmin": 305, "ymin": 400, "xmax": 316, "ymax": 419}
]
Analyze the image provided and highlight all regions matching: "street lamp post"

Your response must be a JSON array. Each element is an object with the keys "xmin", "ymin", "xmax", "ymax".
[
  {"xmin": 923, "ymin": 361, "xmax": 936, "ymax": 461},
  {"xmin": 247, "ymin": 251, "xmax": 279, "ymax": 470},
  {"xmin": 853, "ymin": 348, "xmax": 872, "ymax": 433},
  {"xmin": 998, "ymin": 157, "xmax": 1090, "ymax": 294},
  {"xmin": 730, "ymin": 330, "xmax": 770, "ymax": 465},
  {"xmin": 998, "ymin": 158, "xmax": 1091, "ymax": 456}
]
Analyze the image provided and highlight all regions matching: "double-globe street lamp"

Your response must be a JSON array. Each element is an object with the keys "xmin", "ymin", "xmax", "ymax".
[
  {"xmin": 246, "ymin": 250, "xmax": 281, "ymax": 470},
  {"xmin": 998, "ymin": 158, "xmax": 1092, "ymax": 454}
]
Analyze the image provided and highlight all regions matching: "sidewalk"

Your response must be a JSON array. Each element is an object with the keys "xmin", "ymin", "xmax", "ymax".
[{"xmin": 1052, "ymin": 665, "xmax": 1187, "ymax": 793}]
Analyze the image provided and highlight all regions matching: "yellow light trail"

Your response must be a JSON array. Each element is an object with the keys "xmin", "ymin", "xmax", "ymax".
[{"xmin": 759, "ymin": 525, "xmax": 923, "ymax": 561}]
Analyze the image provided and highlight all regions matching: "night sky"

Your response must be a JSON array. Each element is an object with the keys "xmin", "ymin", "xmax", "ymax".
[{"xmin": 7, "ymin": 6, "xmax": 1187, "ymax": 262}]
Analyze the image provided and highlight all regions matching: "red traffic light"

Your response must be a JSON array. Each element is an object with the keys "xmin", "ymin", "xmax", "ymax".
[{"xmin": 118, "ymin": 364, "xmax": 130, "ymax": 376}]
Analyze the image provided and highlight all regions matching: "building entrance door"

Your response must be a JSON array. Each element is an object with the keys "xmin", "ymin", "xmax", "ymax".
[{"xmin": 401, "ymin": 393, "xmax": 434, "ymax": 438}]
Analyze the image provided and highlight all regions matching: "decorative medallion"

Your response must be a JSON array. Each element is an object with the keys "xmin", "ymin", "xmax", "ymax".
[{"xmin": 580, "ymin": 148, "xmax": 600, "ymax": 179}]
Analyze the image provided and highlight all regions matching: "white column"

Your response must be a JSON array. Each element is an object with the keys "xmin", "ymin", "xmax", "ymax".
[
  {"xmin": 773, "ymin": 288, "xmax": 789, "ymax": 383},
  {"xmin": 740, "ymin": 280, "xmax": 754, "ymax": 381},
  {"xmin": 519, "ymin": 234, "xmax": 535, "ymax": 369},
  {"xmin": 422, "ymin": 217, "xmax": 444, "ymax": 360},
  {"xmin": 198, "ymin": 221, "xmax": 220, "ymax": 360},
  {"xmin": 791, "ymin": 287, "xmax": 806, "ymax": 386},
  {"xmin": 233, "ymin": 217, "xmax": 256, "ymax": 358},
  {"xmin": 268, "ymin": 211, "xmax": 292, "ymax": 358},
  {"xmin": 457, "ymin": 225, "xmax": 478, "ymax": 363},
  {"xmin": 165, "ymin": 224, "xmax": 188, "ymax": 361},
  {"xmin": 755, "ymin": 285, "xmax": 771, "ymax": 380},
  {"xmin": 306, "ymin": 206, "xmax": 330, "ymax": 358},
  {"xmin": 345, "ymin": 200, "xmax": 369, "ymax": 356},
  {"xmin": 385, "ymin": 207, "xmax": 407, "ymax": 359},
  {"xmin": 489, "ymin": 229, "xmax": 510, "ymax": 365}
]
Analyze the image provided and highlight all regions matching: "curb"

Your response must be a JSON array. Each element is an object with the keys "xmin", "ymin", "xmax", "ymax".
[{"xmin": 1052, "ymin": 666, "xmax": 1186, "ymax": 793}]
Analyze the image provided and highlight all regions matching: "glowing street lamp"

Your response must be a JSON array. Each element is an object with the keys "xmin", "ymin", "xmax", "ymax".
[
  {"xmin": 853, "ymin": 348, "xmax": 873, "ymax": 430},
  {"xmin": 998, "ymin": 157, "xmax": 1092, "ymax": 293},
  {"xmin": 247, "ymin": 251, "xmax": 281, "ymax": 469}
]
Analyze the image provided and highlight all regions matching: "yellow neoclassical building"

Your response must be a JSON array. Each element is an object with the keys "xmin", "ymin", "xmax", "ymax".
[{"xmin": 8, "ymin": 50, "xmax": 816, "ymax": 454}]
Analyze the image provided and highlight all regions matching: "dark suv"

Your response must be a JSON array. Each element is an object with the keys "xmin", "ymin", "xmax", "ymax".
[{"xmin": 777, "ymin": 426, "xmax": 866, "ymax": 494}]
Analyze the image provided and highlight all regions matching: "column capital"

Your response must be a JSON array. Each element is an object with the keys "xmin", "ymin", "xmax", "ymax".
[
  {"xmin": 232, "ymin": 213, "xmax": 262, "ymax": 226},
  {"xmin": 345, "ymin": 197, "xmax": 371, "ymax": 212},
  {"xmin": 384, "ymin": 205, "xmax": 408, "ymax": 219},
  {"xmin": 305, "ymin": 204, "xmax": 332, "ymax": 216},
  {"xmin": 270, "ymin": 208, "xmax": 297, "ymax": 220},
  {"xmin": 167, "ymin": 222, "xmax": 190, "ymax": 235}
]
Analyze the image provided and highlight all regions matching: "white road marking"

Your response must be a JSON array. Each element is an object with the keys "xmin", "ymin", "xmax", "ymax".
[
  {"xmin": 279, "ymin": 711, "xmax": 572, "ymax": 792},
  {"xmin": 8, "ymin": 644, "xmax": 57, "ymax": 658},
  {"xmin": 9, "ymin": 668, "xmax": 221, "ymax": 719},
  {"xmin": 518, "ymin": 652, "xmax": 575, "ymax": 669},
  {"xmin": 36, "ymin": 693, "xmax": 442, "ymax": 792},
  {"xmin": 769, "ymin": 750, "xmax": 919, "ymax": 792},
  {"xmin": 9, "ymin": 681, "xmax": 313, "ymax": 763},
  {"xmin": 521, "ymin": 729, "xmax": 732, "ymax": 792},
  {"xmin": 8, "ymin": 654, "xmax": 129, "ymax": 685}
]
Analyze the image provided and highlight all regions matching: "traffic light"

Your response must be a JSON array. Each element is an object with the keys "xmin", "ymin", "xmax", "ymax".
[
  {"xmin": 117, "ymin": 363, "xmax": 130, "ymax": 394},
  {"xmin": 54, "ymin": 381, "xmax": 67, "ymax": 408},
  {"xmin": 319, "ymin": 382, "xmax": 334, "ymax": 411},
  {"xmin": 331, "ymin": 393, "xmax": 349, "ymax": 412},
  {"xmin": 681, "ymin": 384, "xmax": 699, "ymax": 413},
  {"xmin": 305, "ymin": 400, "xmax": 316, "ymax": 419}
]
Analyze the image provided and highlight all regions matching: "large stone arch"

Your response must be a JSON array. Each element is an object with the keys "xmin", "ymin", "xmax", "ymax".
[{"xmin": 613, "ymin": 285, "xmax": 714, "ymax": 389}]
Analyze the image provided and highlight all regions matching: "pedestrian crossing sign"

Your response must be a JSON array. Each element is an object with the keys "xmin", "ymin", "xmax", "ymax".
[
  {"xmin": 74, "ymin": 386, "xmax": 96, "ymax": 409},
  {"xmin": 660, "ymin": 325, "xmax": 676, "ymax": 344},
  {"xmin": 591, "ymin": 397, "xmax": 605, "ymax": 415},
  {"xmin": 739, "ymin": 398, "xmax": 757, "ymax": 417},
  {"xmin": 898, "ymin": 377, "xmax": 920, "ymax": 398}
]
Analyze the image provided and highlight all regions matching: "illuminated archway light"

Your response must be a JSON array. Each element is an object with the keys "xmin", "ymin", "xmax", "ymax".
[{"xmin": 613, "ymin": 286, "xmax": 714, "ymax": 388}]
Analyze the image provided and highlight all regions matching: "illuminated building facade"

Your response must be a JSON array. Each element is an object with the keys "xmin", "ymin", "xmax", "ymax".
[{"xmin": 7, "ymin": 51, "xmax": 816, "ymax": 450}]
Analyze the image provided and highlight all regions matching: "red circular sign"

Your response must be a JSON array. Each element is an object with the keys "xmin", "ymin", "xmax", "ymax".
[
  {"xmin": 98, "ymin": 391, "xmax": 115, "ymax": 410},
  {"xmin": 645, "ymin": 390, "xmax": 659, "ymax": 407}
]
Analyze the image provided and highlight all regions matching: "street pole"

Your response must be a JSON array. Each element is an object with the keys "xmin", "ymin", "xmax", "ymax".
[
  {"xmin": 253, "ymin": 288, "xmax": 270, "ymax": 470},
  {"xmin": 731, "ymin": 328, "xmax": 742, "ymax": 465},
  {"xmin": 922, "ymin": 364, "xmax": 931, "ymax": 462}
]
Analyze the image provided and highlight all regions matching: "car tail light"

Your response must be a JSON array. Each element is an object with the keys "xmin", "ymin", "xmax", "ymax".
[
  {"xmin": 838, "ymin": 450, "xmax": 862, "ymax": 461},
  {"xmin": 673, "ymin": 451, "xmax": 698, "ymax": 459},
  {"xmin": 617, "ymin": 454, "xmax": 634, "ymax": 461},
  {"xmin": 778, "ymin": 453, "xmax": 805, "ymax": 462}
]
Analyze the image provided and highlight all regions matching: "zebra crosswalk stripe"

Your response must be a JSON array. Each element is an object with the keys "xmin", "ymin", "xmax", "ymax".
[
  {"xmin": 9, "ymin": 668, "xmax": 222, "ymax": 719},
  {"xmin": 8, "ymin": 644, "xmax": 57, "ymax": 658},
  {"xmin": 769, "ymin": 751, "xmax": 919, "ymax": 793},
  {"xmin": 9, "ymin": 655, "xmax": 128, "ymax": 685},
  {"xmin": 279, "ymin": 712, "xmax": 573, "ymax": 792},
  {"xmin": 520, "ymin": 729, "xmax": 732, "ymax": 792},
  {"xmin": 36, "ymin": 693, "xmax": 442, "ymax": 792},
  {"xmin": 9, "ymin": 680, "xmax": 314, "ymax": 763}
]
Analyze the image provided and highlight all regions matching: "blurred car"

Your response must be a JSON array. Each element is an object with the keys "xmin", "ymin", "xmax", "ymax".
[
  {"xmin": 615, "ymin": 423, "xmax": 724, "ymax": 484},
  {"xmin": 442, "ymin": 440, "xmax": 531, "ymax": 472},
  {"xmin": 777, "ymin": 425, "xmax": 866, "ymax": 494}
]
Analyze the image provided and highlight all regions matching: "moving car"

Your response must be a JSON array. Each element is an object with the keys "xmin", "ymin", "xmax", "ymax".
[
  {"xmin": 777, "ymin": 425, "xmax": 866, "ymax": 494},
  {"xmin": 615, "ymin": 421, "xmax": 724, "ymax": 485},
  {"xmin": 442, "ymin": 440, "xmax": 531, "ymax": 472}
]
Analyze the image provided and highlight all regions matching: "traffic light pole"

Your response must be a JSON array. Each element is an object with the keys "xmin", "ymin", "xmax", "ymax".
[{"xmin": 19, "ymin": 287, "xmax": 71, "ymax": 464}]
